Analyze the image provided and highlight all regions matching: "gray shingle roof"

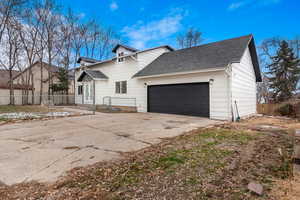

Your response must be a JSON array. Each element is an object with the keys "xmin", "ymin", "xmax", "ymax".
[
  {"xmin": 133, "ymin": 35, "xmax": 262, "ymax": 82},
  {"xmin": 77, "ymin": 70, "xmax": 108, "ymax": 82},
  {"xmin": 112, "ymin": 44, "xmax": 139, "ymax": 53},
  {"xmin": 77, "ymin": 57, "xmax": 100, "ymax": 64}
]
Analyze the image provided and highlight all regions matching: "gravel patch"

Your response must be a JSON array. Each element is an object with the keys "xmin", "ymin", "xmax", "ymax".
[{"xmin": 0, "ymin": 112, "xmax": 72, "ymax": 119}]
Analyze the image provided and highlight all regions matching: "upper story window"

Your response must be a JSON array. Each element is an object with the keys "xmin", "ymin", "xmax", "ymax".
[{"xmin": 118, "ymin": 52, "xmax": 125, "ymax": 62}]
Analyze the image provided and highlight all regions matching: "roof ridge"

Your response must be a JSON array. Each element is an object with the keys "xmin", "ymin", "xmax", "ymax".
[{"xmin": 170, "ymin": 34, "xmax": 253, "ymax": 53}]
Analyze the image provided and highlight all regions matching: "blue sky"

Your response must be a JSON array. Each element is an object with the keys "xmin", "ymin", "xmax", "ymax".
[{"xmin": 60, "ymin": 0, "xmax": 299, "ymax": 50}]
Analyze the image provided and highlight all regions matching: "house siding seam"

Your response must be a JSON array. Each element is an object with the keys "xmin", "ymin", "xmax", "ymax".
[{"xmin": 231, "ymin": 47, "xmax": 257, "ymax": 118}]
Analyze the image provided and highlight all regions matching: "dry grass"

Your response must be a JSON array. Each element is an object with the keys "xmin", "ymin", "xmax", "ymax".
[
  {"xmin": 271, "ymin": 173, "xmax": 300, "ymax": 200},
  {"xmin": 233, "ymin": 116, "xmax": 300, "ymax": 130},
  {"xmin": 0, "ymin": 105, "xmax": 61, "ymax": 113}
]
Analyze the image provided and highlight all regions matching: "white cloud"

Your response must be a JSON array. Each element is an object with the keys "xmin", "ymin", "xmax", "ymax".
[
  {"xmin": 228, "ymin": 0, "xmax": 281, "ymax": 11},
  {"xmin": 110, "ymin": 1, "xmax": 118, "ymax": 11},
  {"xmin": 122, "ymin": 13, "xmax": 183, "ymax": 49},
  {"xmin": 78, "ymin": 13, "xmax": 85, "ymax": 19},
  {"xmin": 228, "ymin": 2, "xmax": 245, "ymax": 10}
]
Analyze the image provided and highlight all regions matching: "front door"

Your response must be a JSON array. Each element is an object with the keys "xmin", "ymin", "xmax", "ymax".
[{"xmin": 83, "ymin": 82, "xmax": 93, "ymax": 104}]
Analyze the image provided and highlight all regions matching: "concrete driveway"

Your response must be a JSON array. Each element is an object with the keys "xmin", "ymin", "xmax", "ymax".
[{"xmin": 0, "ymin": 112, "xmax": 219, "ymax": 185}]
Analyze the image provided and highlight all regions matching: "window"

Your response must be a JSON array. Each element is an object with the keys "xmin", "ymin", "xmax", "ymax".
[
  {"xmin": 115, "ymin": 82, "xmax": 121, "ymax": 93},
  {"xmin": 121, "ymin": 81, "xmax": 127, "ymax": 94},
  {"xmin": 85, "ymin": 85, "xmax": 89, "ymax": 100},
  {"xmin": 115, "ymin": 81, "xmax": 127, "ymax": 94},
  {"xmin": 78, "ymin": 85, "xmax": 83, "ymax": 95},
  {"xmin": 118, "ymin": 52, "xmax": 125, "ymax": 62}
]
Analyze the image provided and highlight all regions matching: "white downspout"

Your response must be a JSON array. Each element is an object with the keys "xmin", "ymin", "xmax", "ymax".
[{"xmin": 225, "ymin": 64, "xmax": 233, "ymax": 121}]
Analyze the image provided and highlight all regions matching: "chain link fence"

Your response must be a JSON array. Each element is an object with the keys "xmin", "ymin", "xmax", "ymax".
[{"xmin": 0, "ymin": 94, "xmax": 77, "ymax": 106}]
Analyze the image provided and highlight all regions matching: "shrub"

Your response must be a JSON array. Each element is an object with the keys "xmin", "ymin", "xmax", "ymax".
[{"xmin": 276, "ymin": 103, "xmax": 295, "ymax": 117}]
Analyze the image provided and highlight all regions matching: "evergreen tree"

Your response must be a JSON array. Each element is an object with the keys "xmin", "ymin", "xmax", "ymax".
[
  {"xmin": 267, "ymin": 40, "xmax": 300, "ymax": 102},
  {"xmin": 51, "ymin": 68, "xmax": 69, "ymax": 93}
]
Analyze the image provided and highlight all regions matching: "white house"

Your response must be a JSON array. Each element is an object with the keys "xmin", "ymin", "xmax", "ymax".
[{"xmin": 75, "ymin": 34, "xmax": 262, "ymax": 121}]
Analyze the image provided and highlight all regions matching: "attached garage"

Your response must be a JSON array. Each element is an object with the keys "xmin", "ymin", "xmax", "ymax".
[
  {"xmin": 147, "ymin": 82, "xmax": 209, "ymax": 117},
  {"xmin": 133, "ymin": 35, "xmax": 262, "ymax": 120}
]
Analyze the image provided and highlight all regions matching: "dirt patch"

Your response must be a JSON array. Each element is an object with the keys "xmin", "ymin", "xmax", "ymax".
[
  {"xmin": 0, "ymin": 116, "xmax": 296, "ymax": 200},
  {"xmin": 167, "ymin": 120, "xmax": 188, "ymax": 124},
  {"xmin": 272, "ymin": 173, "xmax": 300, "ymax": 200},
  {"xmin": 237, "ymin": 116, "xmax": 300, "ymax": 130}
]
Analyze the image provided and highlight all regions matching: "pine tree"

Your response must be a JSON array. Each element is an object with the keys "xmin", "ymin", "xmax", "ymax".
[
  {"xmin": 51, "ymin": 68, "xmax": 69, "ymax": 93},
  {"xmin": 267, "ymin": 40, "xmax": 300, "ymax": 102}
]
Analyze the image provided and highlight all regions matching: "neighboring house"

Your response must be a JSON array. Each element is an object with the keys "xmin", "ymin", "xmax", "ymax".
[
  {"xmin": 75, "ymin": 34, "xmax": 262, "ymax": 120},
  {"xmin": 13, "ymin": 61, "xmax": 75, "ymax": 104},
  {"xmin": 0, "ymin": 69, "xmax": 33, "ymax": 105}
]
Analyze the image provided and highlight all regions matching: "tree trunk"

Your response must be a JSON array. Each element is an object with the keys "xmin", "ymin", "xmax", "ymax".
[
  {"xmin": 31, "ymin": 73, "xmax": 34, "ymax": 104},
  {"xmin": 9, "ymin": 70, "xmax": 14, "ymax": 105},
  {"xmin": 40, "ymin": 61, "xmax": 43, "ymax": 104}
]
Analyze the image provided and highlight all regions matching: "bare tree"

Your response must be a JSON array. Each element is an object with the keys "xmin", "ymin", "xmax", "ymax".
[
  {"xmin": 259, "ymin": 37, "xmax": 300, "ymax": 70},
  {"xmin": 76, "ymin": 19, "xmax": 119, "ymax": 62},
  {"xmin": 0, "ymin": 18, "xmax": 22, "ymax": 104},
  {"xmin": 177, "ymin": 27, "xmax": 203, "ymax": 49},
  {"xmin": 97, "ymin": 27, "xmax": 119, "ymax": 60},
  {"xmin": 36, "ymin": 0, "xmax": 61, "ymax": 98},
  {"xmin": 257, "ymin": 74, "xmax": 270, "ymax": 103},
  {"xmin": 0, "ymin": 0, "xmax": 25, "ymax": 45},
  {"xmin": 71, "ymin": 22, "xmax": 88, "ymax": 67},
  {"xmin": 17, "ymin": 1, "xmax": 43, "ymax": 104},
  {"xmin": 56, "ymin": 8, "xmax": 78, "ymax": 100},
  {"xmin": 0, "ymin": 0, "xmax": 120, "ymax": 106}
]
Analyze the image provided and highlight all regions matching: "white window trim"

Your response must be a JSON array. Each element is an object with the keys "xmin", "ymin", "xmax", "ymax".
[
  {"xmin": 118, "ymin": 52, "xmax": 125, "ymax": 63},
  {"xmin": 115, "ymin": 81, "xmax": 127, "ymax": 94}
]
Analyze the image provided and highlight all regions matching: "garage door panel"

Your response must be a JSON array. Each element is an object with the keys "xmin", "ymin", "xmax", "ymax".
[{"xmin": 148, "ymin": 83, "xmax": 209, "ymax": 117}]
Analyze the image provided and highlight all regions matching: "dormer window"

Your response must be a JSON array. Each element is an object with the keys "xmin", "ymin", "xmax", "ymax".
[{"xmin": 118, "ymin": 52, "xmax": 124, "ymax": 62}]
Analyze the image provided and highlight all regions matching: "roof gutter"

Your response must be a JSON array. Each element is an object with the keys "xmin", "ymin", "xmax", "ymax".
[
  {"xmin": 134, "ymin": 67, "xmax": 226, "ymax": 79},
  {"xmin": 133, "ymin": 67, "xmax": 226, "ymax": 79}
]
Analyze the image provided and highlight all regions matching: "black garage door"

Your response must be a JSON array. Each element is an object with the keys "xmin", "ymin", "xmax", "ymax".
[{"xmin": 147, "ymin": 82, "xmax": 209, "ymax": 117}]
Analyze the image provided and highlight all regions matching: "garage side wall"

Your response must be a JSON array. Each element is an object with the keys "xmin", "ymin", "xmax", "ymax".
[
  {"xmin": 231, "ymin": 47, "xmax": 257, "ymax": 118},
  {"xmin": 139, "ymin": 71, "xmax": 230, "ymax": 120}
]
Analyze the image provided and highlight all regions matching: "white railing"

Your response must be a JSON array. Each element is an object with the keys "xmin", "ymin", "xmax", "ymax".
[{"xmin": 103, "ymin": 96, "xmax": 137, "ymax": 107}]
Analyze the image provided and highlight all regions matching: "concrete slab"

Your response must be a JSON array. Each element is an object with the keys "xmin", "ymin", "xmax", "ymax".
[{"xmin": 0, "ymin": 112, "xmax": 220, "ymax": 185}]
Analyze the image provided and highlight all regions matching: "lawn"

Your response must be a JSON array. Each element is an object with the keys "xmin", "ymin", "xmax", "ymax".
[{"xmin": 0, "ymin": 116, "xmax": 297, "ymax": 200}]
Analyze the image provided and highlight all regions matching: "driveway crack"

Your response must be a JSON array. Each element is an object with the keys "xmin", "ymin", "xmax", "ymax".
[
  {"xmin": 114, "ymin": 133, "xmax": 153, "ymax": 145},
  {"xmin": 21, "ymin": 148, "xmax": 81, "ymax": 183}
]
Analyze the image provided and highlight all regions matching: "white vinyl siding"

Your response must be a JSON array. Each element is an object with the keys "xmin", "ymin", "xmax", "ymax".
[
  {"xmin": 75, "ymin": 45, "xmax": 257, "ymax": 120},
  {"xmin": 231, "ymin": 47, "xmax": 257, "ymax": 118},
  {"xmin": 139, "ymin": 71, "xmax": 230, "ymax": 120},
  {"xmin": 75, "ymin": 47, "xmax": 170, "ymax": 106}
]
